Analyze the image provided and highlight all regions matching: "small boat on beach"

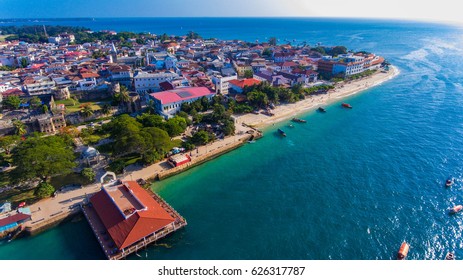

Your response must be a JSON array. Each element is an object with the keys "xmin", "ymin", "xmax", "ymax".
[
  {"xmin": 342, "ymin": 103, "xmax": 352, "ymax": 109},
  {"xmin": 291, "ymin": 118, "xmax": 307, "ymax": 123},
  {"xmin": 318, "ymin": 107, "xmax": 326, "ymax": 113},
  {"xmin": 445, "ymin": 178, "xmax": 454, "ymax": 187},
  {"xmin": 397, "ymin": 241, "xmax": 410, "ymax": 260},
  {"xmin": 450, "ymin": 205, "xmax": 463, "ymax": 214},
  {"xmin": 277, "ymin": 128, "xmax": 286, "ymax": 137},
  {"xmin": 445, "ymin": 252, "xmax": 456, "ymax": 260}
]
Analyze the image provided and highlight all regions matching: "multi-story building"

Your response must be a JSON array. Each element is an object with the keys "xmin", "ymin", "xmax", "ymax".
[
  {"xmin": 211, "ymin": 74, "xmax": 237, "ymax": 95},
  {"xmin": 134, "ymin": 71, "xmax": 179, "ymax": 94},
  {"xmin": 107, "ymin": 64, "xmax": 132, "ymax": 88},
  {"xmin": 36, "ymin": 114, "xmax": 66, "ymax": 134},
  {"xmin": 24, "ymin": 77, "xmax": 55, "ymax": 95},
  {"xmin": 149, "ymin": 87, "xmax": 215, "ymax": 119}
]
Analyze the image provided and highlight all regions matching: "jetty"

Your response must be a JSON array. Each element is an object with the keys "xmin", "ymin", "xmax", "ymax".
[{"xmin": 81, "ymin": 172, "xmax": 186, "ymax": 260}]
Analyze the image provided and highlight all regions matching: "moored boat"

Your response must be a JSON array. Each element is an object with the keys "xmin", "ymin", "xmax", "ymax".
[
  {"xmin": 445, "ymin": 252, "xmax": 455, "ymax": 260},
  {"xmin": 445, "ymin": 178, "xmax": 454, "ymax": 187},
  {"xmin": 450, "ymin": 205, "xmax": 463, "ymax": 214},
  {"xmin": 342, "ymin": 103, "xmax": 352, "ymax": 109},
  {"xmin": 277, "ymin": 128, "xmax": 286, "ymax": 137},
  {"xmin": 291, "ymin": 117, "xmax": 307, "ymax": 123},
  {"xmin": 397, "ymin": 241, "xmax": 409, "ymax": 260},
  {"xmin": 318, "ymin": 107, "xmax": 326, "ymax": 113}
]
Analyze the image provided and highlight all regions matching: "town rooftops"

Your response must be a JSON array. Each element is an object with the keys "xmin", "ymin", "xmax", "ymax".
[
  {"xmin": 149, "ymin": 87, "xmax": 213, "ymax": 105},
  {"xmin": 0, "ymin": 213, "xmax": 31, "ymax": 228},
  {"xmin": 228, "ymin": 78, "xmax": 261, "ymax": 89},
  {"xmin": 89, "ymin": 181, "xmax": 175, "ymax": 250}
]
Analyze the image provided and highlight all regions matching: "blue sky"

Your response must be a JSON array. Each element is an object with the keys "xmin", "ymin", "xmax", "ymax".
[{"xmin": 0, "ymin": 0, "xmax": 461, "ymax": 24}]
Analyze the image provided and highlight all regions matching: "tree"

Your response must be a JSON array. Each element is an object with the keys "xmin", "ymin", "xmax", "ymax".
[
  {"xmin": 101, "ymin": 103, "xmax": 112, "ymax": 115},
  {"xmin": 81, "ymin": 168, "xmax": 96, "ymax": 182},
  {"xmin": 20, "ymin": 57, "xmax": 28, "ymax": 68},
  {"xmin": 11, "ymin": 135, "xmax": 76, "ymax": 182},
  {"xmin": 262, "ymin": 48, "xmax": 272, "ymax": 57},
  {"xmin": 244, "ymin": 70, "xmax": 254, "ymax": 78},
  {"xmin": 0, "ymin": 135, "xmax": 19, "ymax": 154},
  {"xmin": 2, "ymin": 95, "xmax": 21, "ymax": 110},
  {"xmin": 29, "ymin": 96, "xmax": 42, "ymax": 109},
  {"xmin": 269, "ymin": 37, "xmax": 277, "ymax": 46},
  {"xmin": 35, "ymin": 181, "xmax": 55, "ymax": 198},
  {"xmin": 41, "ymin": 104, "xmax": 49, "ymax": 114},
  {"xmin": 114, "ymin": 85, "xmax": 130, "ymax": 104},
  {"xmin": 12, "ymin": 120, "xmax": 26, "ymax": 136},
  {"xmin": 80, "ymin": 104, "xmax": 94, "ymax": 118},
  {"xmin": 164, "ymin": 116, "xmax": 187, "ymax": 137},
  {"xmin": 190, "ymin": 130, "xmax": 210, "ymax": 146},
  {"xmin": 222, "ymin": 119, "xmax": 235, "ymax": 136},
  {"xmin": 247, "ymin": 90, "xmax": 269, "ymax": 108}
]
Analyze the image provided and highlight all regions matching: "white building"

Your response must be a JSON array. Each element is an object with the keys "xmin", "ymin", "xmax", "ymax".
[
  {"xmin": 211, "ymin": 74, "xmax": 237, "ymax": 95},
  {"xmin": 134, "ymin": 71, "xmax": 179, "ymax": 94},
  {"xmin": 24, "ymin": 77, "xmax": 55, "ymax": 95}
]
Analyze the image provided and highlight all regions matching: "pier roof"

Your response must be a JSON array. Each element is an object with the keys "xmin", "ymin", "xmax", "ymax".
[{"xmin": 90, "ymin": 181, "xmax": 175, "ymax": 250}]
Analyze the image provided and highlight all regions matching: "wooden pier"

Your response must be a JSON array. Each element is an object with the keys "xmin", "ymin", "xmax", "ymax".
[{"xmin": 82, "ymin": 187, "xmax": 187, "ymax": 260}]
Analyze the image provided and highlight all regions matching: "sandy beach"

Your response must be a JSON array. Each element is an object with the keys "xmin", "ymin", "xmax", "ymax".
[{"xmin": 237, "ymin": 66, "xmax": 400, "ymax": 128}]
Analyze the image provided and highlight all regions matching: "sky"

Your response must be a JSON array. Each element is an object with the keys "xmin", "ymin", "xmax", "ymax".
[{"xmin": 0, "ymin": 0, "xmax": 461, "ymax": 25}]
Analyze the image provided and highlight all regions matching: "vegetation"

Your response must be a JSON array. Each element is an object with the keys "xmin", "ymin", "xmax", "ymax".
[
  {"xmin": 34, "ymin": 181, "xmax": 55, "ymax": 199},
  {"xmin": 81, "ymin": 168, "xmax": 96, "ymax": 182},
  {"xmin": 2, "ymin": 95, "xmax": 21, "ymax": 110},
  {"xmin": 11, "ymin": 135, "xmax": 76, "ymax": 182},
  {"xmin": 268, "ymin": 37, "xmax": 277, "ymax": 46}
]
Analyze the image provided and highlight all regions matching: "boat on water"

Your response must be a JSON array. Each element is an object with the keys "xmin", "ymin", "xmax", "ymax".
[
  {"xmin": 445, "ymin": 252, "xmax": 456, "ymax": 260},
  {"xmin": 450, "ymin": 205, "xmax": 463, "ymax": 214},
  {"xmin": 277, "ymin": 128, "xmax": 286, "ymax": 137},
  {"xmin": 445, "ymin": 178, "xmax": 454, "ymax": 187},
  {"xmin": 342, "ymin": 103, "xmax": 352, "ymax": 109},
  {"xmin": 318, "ymin": 107, "xmax": 326, "ymax": 113},
  {"xmin": 288, "ymin": 124, "xmax": 294, "ymax": 128},
  {"xmin": 291, "ymin": 117, "xmax": 307, "ymax": 123},
  {"xmin": 397, "ymin": 241, "xmax": 410, "ymax": 260},
  {"xmin": 248, "ymin": 140, "xmax": 256, "ymax": 143}
]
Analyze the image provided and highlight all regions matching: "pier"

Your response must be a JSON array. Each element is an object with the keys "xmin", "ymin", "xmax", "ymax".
[{"xmin": 81, "ymin": 178, "xmax": 187, "ymax": 260}]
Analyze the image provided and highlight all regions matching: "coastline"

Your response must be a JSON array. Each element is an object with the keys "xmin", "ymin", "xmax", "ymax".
[
  {"xmin": 18, "ymin": 66, "xmax": 399, "ymax": 236},
  {"xmin": 237, "ymin": 65, "xmax": 400, "ymax": 129}
]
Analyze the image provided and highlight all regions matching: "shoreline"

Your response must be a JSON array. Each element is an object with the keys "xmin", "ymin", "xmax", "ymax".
[
  {"xmin": 237, "ymin": 66, "xmax": 400, "ymax": 129},
  {"xmin": 15, "ymin": 66, "xmax": 399, "ymax": 237}
]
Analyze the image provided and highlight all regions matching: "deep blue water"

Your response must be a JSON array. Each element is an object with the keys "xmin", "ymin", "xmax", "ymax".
[{"xmin": 2, "ymin": 18, "xmax": 463, "ymax": 260}]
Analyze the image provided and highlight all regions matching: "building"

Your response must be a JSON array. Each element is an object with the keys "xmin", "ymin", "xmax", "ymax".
[
  {"xmin": 228, "ymin": 78, "xmax": 261, "ymax": 93},
  {"xmin": 149, "ymin": 87, "xmax": 215, "ymax": 119},
  {"xmin": 36, "ymin": 114, "xmax": 66, "ymax": 134},
  {"xmin": 211, "ymin": 74, "xmax": 237, "ymax": 95},
  {"xmin": 107, "ymin": 64, "xmax": 132, "ymax": 88},
  {"xmin": 81, "ymin": 146, "xmax": 101, "ymax": 166},
  {"xmin": 0, "ymin": 213, "xmax": 31, "ymax": 237},
  {"xmin": 168, "ymin": 154, "xmax": 191, "ymax": 167},
  {"xmin": 134, "ymin": 71, "xmax": 179, "ymax": 94},
  {"xmin": 24, "ymin": 77, "xmax": 55, "ymax": 96},
  {"xmin": 82, "ymin": 179, "xmax": 186, "ymax": 260}
]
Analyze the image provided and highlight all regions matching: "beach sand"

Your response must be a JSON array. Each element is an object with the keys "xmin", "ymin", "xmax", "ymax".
[{"xmin": 236, "ymin": 66, "xmax": 400, "ymax": 128}]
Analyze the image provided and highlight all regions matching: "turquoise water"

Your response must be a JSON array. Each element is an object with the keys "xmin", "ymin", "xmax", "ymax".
[{"xmin": 2, "ymin": 18, "xmax": 463, "ymax": 260}]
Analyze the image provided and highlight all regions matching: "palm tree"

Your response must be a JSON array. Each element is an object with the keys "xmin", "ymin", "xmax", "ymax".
[
  {"xmin": 119, "ymin": 86, "xmax": 131, "ymax": 103},
  {"xmin": 101, "ymin": 103, "xmax": 112, "ymax": 115},
  {"xmin": 80, "ymin": 104, "xmax": 94, "ymax": 119},
  {"xmin": 12, "ymin": 120, "xmax": 26, "ymax": 136}
]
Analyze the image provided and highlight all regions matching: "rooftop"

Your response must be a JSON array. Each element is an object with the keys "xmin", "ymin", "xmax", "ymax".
[{"xmin": 150, "ymin": 86, "xmax": 213, "ymax": 105}]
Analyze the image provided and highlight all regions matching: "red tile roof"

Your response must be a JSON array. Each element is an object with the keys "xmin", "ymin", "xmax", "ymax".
[
  {"xmin": 150, "ymin": 87, "xmax": 214, "ymax": 105},
  {"xmin": 228, "ymin": 78, "xmax": 261, "ymax": 89},
  {"xmin": 90, "ymin": 181, "xmax": 175, "ymax": 250}
]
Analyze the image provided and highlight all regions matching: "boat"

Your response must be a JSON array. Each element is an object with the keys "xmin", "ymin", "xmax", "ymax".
[
  {"xmin": 291, "ymin": 118, "xmax": 307, "ymax": 123},
  {"xmin": 318, "ymin": 107, "xmax": 326, "ymax": 113},
  {"xmin": 247, "ymin": 140, "xmax": 256, "ymax": 144},
  {"xmin": 445, "ymin": 252, "xmax": 455, "ymax": 260},
  {"xmin": 397, "ymin": 241, "xmax": 410, "ymax": 260},
  {"xmin": 277, "ymin": 128, "xmax": 286, "ymax": 137},
  {"xmin": 342, "ymin": 103, "xmax": 352, "ymax": 109},
  {"xmin": 445, "ymin": 178, "xmax": 454, "ymax": 187},
  {"xmin": 450, "ymin": 205, "xmax": 463, "ymax": 214}
]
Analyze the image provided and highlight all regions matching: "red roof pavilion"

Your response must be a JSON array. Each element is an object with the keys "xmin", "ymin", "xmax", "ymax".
[{"xmin": 89, "ymin": 181, "xmax": 175, "ymax": 250}]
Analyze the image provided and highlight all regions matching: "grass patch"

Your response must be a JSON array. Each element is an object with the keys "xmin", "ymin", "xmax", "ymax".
[
  {"xmin": 8, "ymin": 189, "xmax": 37, "ymax": 204},
  {"xmin": 55, "ymin": 99, "xmax": 108, "ymax": 114}
]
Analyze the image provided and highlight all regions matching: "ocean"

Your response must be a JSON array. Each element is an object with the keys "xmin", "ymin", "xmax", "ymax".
[{"xmin": 1, "ymin": 17, "xmax": 463, "ymax": 260}]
